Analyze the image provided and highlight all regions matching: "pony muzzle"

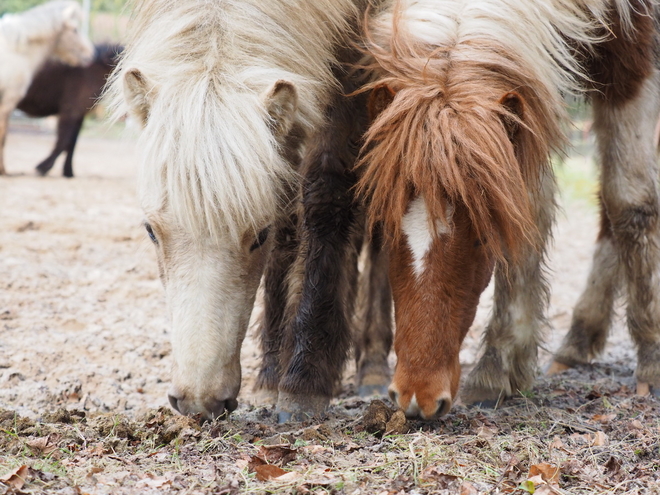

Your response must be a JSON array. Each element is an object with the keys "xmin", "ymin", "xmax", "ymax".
[
  {"xmin": 167, "ymin": 387, "xmax": 238, "ymax": 421},
  {"xmin": 389, "ymin": 386, "xmax": 453, "ymax": 420}
]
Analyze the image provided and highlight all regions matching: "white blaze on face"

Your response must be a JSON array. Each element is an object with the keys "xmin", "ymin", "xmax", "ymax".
[
  {"xmin": 405, "ymin": 393, "xmax": 421, "ymax": 417},
  {"xmin": 401, "ymin": 196, "xmax": 452, "ymax": 278}
]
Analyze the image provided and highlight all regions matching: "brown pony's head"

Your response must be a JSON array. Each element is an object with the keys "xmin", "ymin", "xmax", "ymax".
[{"xmin": 358, "ymin": 11, "xmax": 564, "ymax": 418}]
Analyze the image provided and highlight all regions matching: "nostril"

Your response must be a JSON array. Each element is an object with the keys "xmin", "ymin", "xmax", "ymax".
[
  {"xmin": 388, "ymin": 389, "xmax": 399, "ymax": 404},
  {"xmin": 168, "ymin": 394, "xmax": 181, "ymax": 413},
  {"xmin": 205, "ymin": 397, "xmax": 239, "ymax": 420},
  {"xmin": 226, "ymin": 398, "xmax": 238, "ymax": 413},
  {"xmin": 436, "ymin": 398, "xmax": 451, "ymax": 417}
]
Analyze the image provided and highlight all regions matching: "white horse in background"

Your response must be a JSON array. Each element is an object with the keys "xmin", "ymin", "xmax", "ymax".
[{"xmin": 0, "ymin": 0, "xmax": 94, "ymax": 175}]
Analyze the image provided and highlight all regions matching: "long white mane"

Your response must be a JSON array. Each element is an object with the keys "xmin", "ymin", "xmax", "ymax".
[
  {"xmin": 107, "ymin": 0, "xmax": 361, "ymax": 241},
  {"xmin": 0, "ymin": 1, "xmax": 82, "ymax": 51}
]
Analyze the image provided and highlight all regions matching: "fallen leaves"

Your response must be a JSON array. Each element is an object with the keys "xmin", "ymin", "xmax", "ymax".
[
  {"xmin": 247, "ymin": 444, "xmax": 299, "ymax": 481},
  {"xmin": 519, "ymin": 463, "xmax": 562, "ymax": 494},
  {"xmin": 0, "ymin": 465, "xmax": 28, "ymax": 490},
  {"xmin": 26, "ymin": 436, "xmax": 58, "ymax": 456}
]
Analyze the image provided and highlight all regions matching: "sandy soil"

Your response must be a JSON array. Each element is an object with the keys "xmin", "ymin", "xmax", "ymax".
[{"xmin": 0, "ymin": 124, "xmax": 654, "ymax": 495}]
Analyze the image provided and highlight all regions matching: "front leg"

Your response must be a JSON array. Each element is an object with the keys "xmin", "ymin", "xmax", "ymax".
[
  {"xmin": 462, "ymin": 169, "xmax": 556, "ymax": 406},
  {"xmin": 276, "ymin": 154, "xmax": 362, "ymax": 421},
  {"xmin": 254, "ymin": 211, "xmax": 299, "ymax": 399},
  {"xmin": 353, "ymin": 227, "xmax": 393, "ymax": 397},
  {"xmin": 549, "ymin": 199, "xmax": 621, "ymax": 373},
  {"xmin": 275, "ymin": 76, "xmax": 369, "ymax": 420},
  {"xmin": 0, "ymin": 109, "xmax": 10, "ymax": 175}
]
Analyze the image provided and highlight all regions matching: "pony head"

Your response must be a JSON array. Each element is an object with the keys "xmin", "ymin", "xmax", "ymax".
[
  {"xmin": 107, "ymin": 0, "xmax": 355, "ymax": 421},
  {"xmin": 121, "ymin": 68, "xmax": 299, "ymax": 419},
  {"xmin": 359, "ymin": 0, "xmax": 570, "ymax": 419},
  {"xmin": 52, "ymin": 1, "xmax": 94, "ymax": 66}
]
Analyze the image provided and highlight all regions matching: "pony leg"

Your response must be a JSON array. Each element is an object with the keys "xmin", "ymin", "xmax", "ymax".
[
  {"xmin": 0, "ymin": 110, "xmax": 9, "ymax": 175},
  {"xmin": 36, "ymin": 117, "xmax": 82, "ymax": 177},
  {"xmin": 275, "ymin": 161, "xmax": 362, "ymax": 421},
  {"xmin": 276, "ymin": 84, "xmax": 368, "ymax": 421},
  {"xmin": 594, "ymin": 69, "xmax": 660, "ymax": 396},
  {"xmin": 61, "ymin": 117, "xmax": 84, "ymax": 178},
  {"xmin": 254, "ymin": 211, "xmax": 299, "ymax": 399},
  {"xmin": 549, "ymin": 199, "xmax": 621, "ymax": 373},
  {"xmin": 462, "ymin": 169, "xmax": 556, "ymax": 405},
  {"xmin": 353, "ymin": 227, "xmax": 393, "ymax": 397}
]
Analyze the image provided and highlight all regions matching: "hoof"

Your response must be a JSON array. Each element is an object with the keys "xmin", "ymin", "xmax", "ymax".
[
  {"xmin": 358, "ymin": 384, "xmax": 389, "ymax": 398},
  {"xmin": 35, "ymin": 165, "xmax": 50, "ymax": 177},
  {"xmin": 275, "ymin": 392, "xmax": 329, "ymax": 423},
  {"xmin": 546, "ymin": 360, "xmax": 572, "ymax": 376},
  {"xmin": 636, "ymin": 381, "xmax": 660, "ymax": 398}
]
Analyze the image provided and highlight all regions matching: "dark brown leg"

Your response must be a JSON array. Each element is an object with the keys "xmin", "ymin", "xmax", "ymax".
[
  {"xmin": 254, "ymin": 211, "xmax": 299, "ymax": 394},
  {"xmin": 36, "ymin": 117, "xmax": 83, "ymax": 177}
]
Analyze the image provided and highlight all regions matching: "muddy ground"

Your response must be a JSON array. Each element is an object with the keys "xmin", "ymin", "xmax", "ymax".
[{"xmin": 0, "ymin": 122, "xmax": 658, "ymax": 494}]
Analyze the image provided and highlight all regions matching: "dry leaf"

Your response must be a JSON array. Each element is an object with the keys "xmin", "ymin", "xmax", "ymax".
[
  {"xmin": 257, "ymin": 444, "xmax": 297, "ymax": 465},
  {"xmin": 247, "ymin": 456, "xmax": 266, "ymax": 472},
  {"xmin": 0, "ymin": 465, "xmax": 29, "ymax": 489},
  {"xmin": 529, "ymin": 463, "xmax": 560, "ymax": 486},
  {"xmin": 276, "ymin": 471, "xmax": 302, "ymax": 482},
  {"xmin": 590, "ymin": 431, "xmax": 608, "ymax": 446},
  {"xmin": 419, "ymin": 465, "xmax": 459, "ymax": 489},
  {"xmin": 476, "ymin": 425, "xmax": 497, "ymax": 440},
  {"xmin": 135, "ymin": 475, "xmax": 172, "ymax": 489},
  {"xmin": 301, "ymin": 445, "xmax": 331, "ymax": 455},
  {"xmin": 630, "ymin": 420, "xmax": 643, "ymax": 430},
  {"xmin": 460, "ymin": 481, "xmax": 479, "ymax": 495},
  {"xmin": 549, "ymin": 436, "xmax": 568, "ymax": 453},
  {"xmin": 254, "ymin": 464, "xmax": 288, "ymax": 481},
  {"xmin": 604, "ymin": 456, "xmax": 622, "ymax": 477},
  {"xmin": 27, "ymin": 436, "xmax": 58, "ymax": 455},
  {"xmin": 592, "ymin": 414, "xmax": 616, "ymax": 424}
]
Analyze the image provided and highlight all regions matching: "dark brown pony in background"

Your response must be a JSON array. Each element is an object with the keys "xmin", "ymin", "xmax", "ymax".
[
  {"xmin": 358, "ymin": 0, "xmax": 660, "ymax": 419},
  {"xmin": 17, "ymin": 44, "xmax": 122, "ymax": 177}
]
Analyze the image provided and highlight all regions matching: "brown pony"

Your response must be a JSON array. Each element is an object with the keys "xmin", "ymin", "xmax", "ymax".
[{"xmin": 358, "ymin": 0, "xmax": 659, "ymax": 418}]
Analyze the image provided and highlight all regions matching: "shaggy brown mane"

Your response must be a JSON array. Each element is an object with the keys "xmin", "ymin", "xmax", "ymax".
[{"xmin": 356, "ymin": 6, "xmax": 568, "ymax": 260}]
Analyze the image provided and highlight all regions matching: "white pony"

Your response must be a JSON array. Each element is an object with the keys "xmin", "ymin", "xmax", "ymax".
[
  {"xmin": 107, "ymin": 0, "xmax": 366, "ymax": 419},
  {"xmin": 0, "ymin": 0, "xmax": 94, "ymax": 175}
]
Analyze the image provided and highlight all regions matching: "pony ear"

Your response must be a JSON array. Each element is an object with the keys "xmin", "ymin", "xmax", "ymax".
[
  {"xmin": 499, "ymin": 92, "xmax": 525, "ymax": 140},
  {"xmin": 123, "ymin": 69, "xmax": 154, "ymax": 126},
  {"xmin": 368, "ymin": 84, "xmax": 396, "ymax": 121},
  {"xmin": 61, "ymin": 3, "xmax": 80, "ymax": 25},
  {"xmin": 262, "ymin": 80, "xmax": 298, "ymax": 137}
]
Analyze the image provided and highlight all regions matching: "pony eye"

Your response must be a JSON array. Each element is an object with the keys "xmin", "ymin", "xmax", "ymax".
[
  {"xmin": 145, "ymin": 223, "xmax": 158, "ymax": 244},
  {"xmin": 250, "ymin": 227, "xmax": 270, "ymax": 252}
]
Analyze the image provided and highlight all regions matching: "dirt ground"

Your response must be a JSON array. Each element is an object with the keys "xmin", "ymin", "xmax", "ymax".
[{"xmin": 0, "ymin": 123, "xmax": 658, "ymax": 494}]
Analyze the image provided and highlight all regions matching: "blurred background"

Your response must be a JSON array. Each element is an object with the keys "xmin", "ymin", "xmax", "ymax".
[{"xmin": 3, "ymin": 0, "xmax": 129, "ymax": 137}]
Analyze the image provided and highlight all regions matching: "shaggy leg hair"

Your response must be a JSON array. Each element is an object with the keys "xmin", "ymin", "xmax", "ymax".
[
  {"xmin": 594, "ymin": 69, "xmax": 660, "ymax": 394},
  {"xmin": 255, "ymin": 210, "xmax": 300, "ymax": 394},
  {"xmin": 462, "ymin": 170, "xmax": 556, "ymax": 405},
  {"xmin": 553, "ymin": 4, "xmax": 660, "ymax": 394},
  {"xmin": 275, "ymin": 56, "xmax": 371, "ymax": 420},
  {"xmin": 352, "ymin": 227, "xmax": 393, "ymax": 397},
  {"xmin": 552, "ymin": 201, "xmax": 622, "ymax": 368}
]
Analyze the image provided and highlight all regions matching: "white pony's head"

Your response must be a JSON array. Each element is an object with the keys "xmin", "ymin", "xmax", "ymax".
[
  {"xmin": 122, "ymin": 68, "xmax": 299, "ymax": 419},
  {"xmin": 49, "ymin": 1, "xmax": 94, "ymax": 66},
  {"xmin": 108, "ymin": 0, "xmax": 351, "ymax": 420}
]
